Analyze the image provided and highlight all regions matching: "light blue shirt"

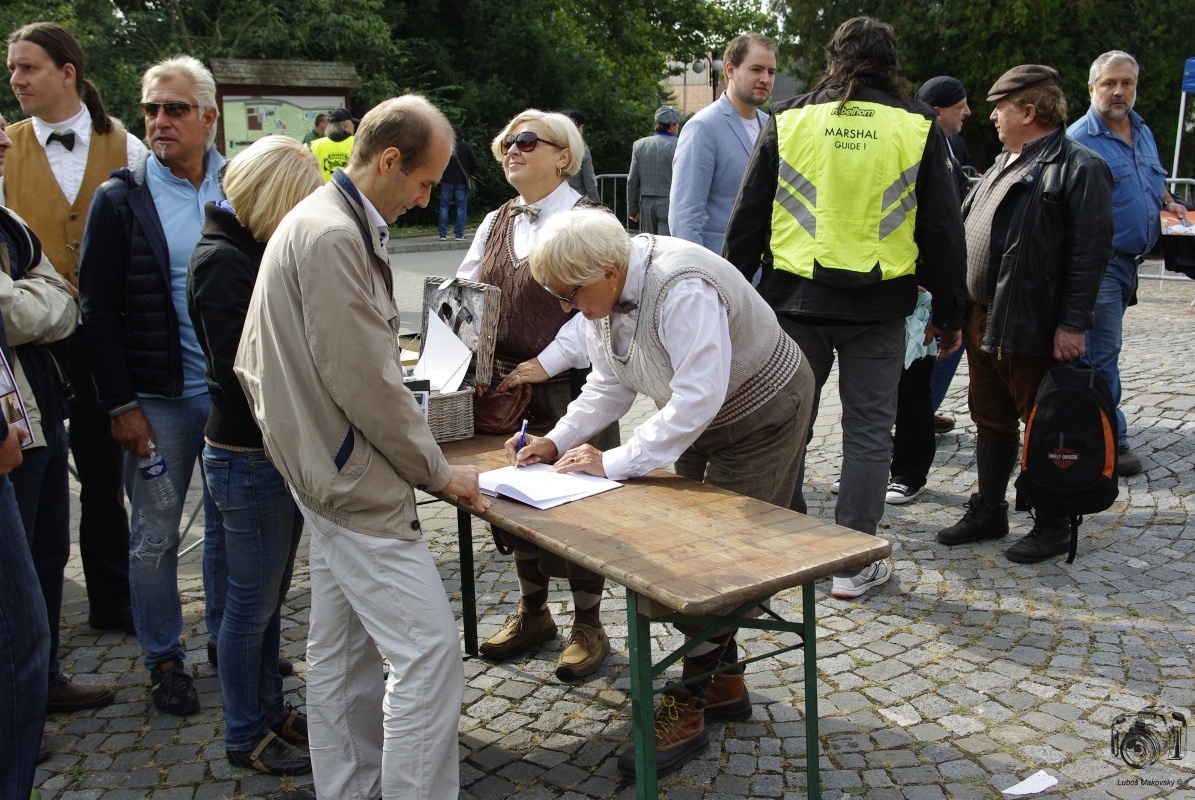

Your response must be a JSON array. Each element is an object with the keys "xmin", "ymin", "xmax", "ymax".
[
  {"xmin": 1067, "ymin": 107, "xmax": 1167, "ymax": 256},
  {"xmin": 144, "ymin": 148, "xmax": 226, "ymax": 398}
]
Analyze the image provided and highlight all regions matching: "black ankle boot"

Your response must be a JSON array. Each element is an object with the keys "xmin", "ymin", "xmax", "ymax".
[
  {"xmin": 1005, "ymin": 515, "xmax": 1075, "ymax": 563},
  {"xmin": 937, "ymin": 493, "xmax": 1009, "ymax": 545}
]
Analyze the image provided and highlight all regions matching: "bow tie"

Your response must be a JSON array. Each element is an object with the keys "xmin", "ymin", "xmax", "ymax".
[
  {"xmin": 610, "ymin": 301, "xmax": 638, "ymax": 315},
  {"xmin": 510, "ymin": 203, "xmax": 540, "ymax": 221},
  {"xmin": 47, "ymin": 131, "xmax": 76, "ymax": 151}
]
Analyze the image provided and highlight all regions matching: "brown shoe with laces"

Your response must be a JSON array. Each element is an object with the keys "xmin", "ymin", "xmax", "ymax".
[
  {"xmin": 615, "ymin": 685, "xmax": 709, "ymax": 777},
  {"xmin": 554, "ymin": 622, "xmax": 610, "ymax": 681},
  {"xmin": 46, "ymin": 675, "xmax": 116, "ymax": 712},
  {"xmin": 478, "ymin": 609, "xmax": 557, "ymax": 662}
]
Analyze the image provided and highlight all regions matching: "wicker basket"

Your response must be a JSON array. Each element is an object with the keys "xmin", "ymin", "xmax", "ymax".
[
  {"xmin": 426, "ymin": 387, "xmax": 475, "ymax": 442},
  {"xmin": 419, "ymin": 277, "xmax": 501, "ymax": 442}
]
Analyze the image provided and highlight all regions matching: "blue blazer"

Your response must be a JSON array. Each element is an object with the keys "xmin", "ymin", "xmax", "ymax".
[{"xmin": 668, "ymin": 94, "xmax": 769, "ymax": 254}]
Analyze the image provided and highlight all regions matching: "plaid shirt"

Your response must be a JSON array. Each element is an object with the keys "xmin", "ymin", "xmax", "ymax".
[{"xmin": 964, "ymin": 133, "xmax": 1054, "ymax": 305}]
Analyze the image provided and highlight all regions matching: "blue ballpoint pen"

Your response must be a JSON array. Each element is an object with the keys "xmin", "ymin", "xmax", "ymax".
[{"xmin": 516, "ymin": 419, "xmax": 529, "ymax": 464}]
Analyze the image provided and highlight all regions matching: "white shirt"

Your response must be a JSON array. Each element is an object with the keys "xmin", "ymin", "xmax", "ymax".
[
  {"xmin": 546, "ymin": 237, "xmax": 733, "ymax": 480},
  {"xmin": 358, "ymin": 189, "xmax": 389, "ymax": 249},
  {"xmin": 740, "ymin": 114, "xmax": 762, "ymax": 146},
  {"xmin": 456, "ymin": 181, "xmax": 589, "ymax": 376},
  {"xmin": 0, "ymin": 104, "xmax": 148, "ymax": 206}
]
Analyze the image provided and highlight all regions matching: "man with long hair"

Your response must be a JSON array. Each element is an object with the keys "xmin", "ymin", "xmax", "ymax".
[
  {"xmin": 4, "ymin": 21, "xmax": 147, "ymax": 639},
  {"xmin": 725, "ymin": 17, "xmax": 966, "ymax": 597}
]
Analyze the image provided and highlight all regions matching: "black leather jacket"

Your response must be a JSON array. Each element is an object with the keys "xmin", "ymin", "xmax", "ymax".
[{"xmin": 963, "ymin": 128, "xmax": 1113, "ymax": 358}]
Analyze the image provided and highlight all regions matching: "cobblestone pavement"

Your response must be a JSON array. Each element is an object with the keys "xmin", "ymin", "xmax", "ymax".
[{"xmin": 35, "ymin": 254, "xmax": 1195, "ymax": 799}]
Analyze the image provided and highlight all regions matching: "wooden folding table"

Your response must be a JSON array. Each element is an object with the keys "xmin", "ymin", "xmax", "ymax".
[{"xmin": 436, "ymin": 438, "xmax": 891, "ymax": 799}]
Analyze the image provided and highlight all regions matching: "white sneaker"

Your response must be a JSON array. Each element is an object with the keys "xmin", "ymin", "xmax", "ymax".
[
  {"xmin": 885, "ymin": 482, "xmax": 925, "ymax": 505},
  {"xmin": 831, "ymin": 561, "xmax": 892, "ymax": 599},
  {"xmin": 830, "ymin": 480, "xmax": 841, "ymax": 494}
]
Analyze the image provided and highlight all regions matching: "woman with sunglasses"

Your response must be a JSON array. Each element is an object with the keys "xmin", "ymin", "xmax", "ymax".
[
  {"xmin": 456, "ymin": 109, "xmax": 619, "ymax": 682},
  {"xmin": 187, "ymin": 136, "xmax": 321, "ymax": 776}
]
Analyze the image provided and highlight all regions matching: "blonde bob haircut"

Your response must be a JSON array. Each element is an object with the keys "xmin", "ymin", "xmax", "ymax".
[
  {"xmin": 222, "ymin": 136, "xmax": 322, "ymax": 242},
  {"xmin": 529, "ymin": 208, "xmax": 631, "ymax": 288},
  {"xmin": 490, "ymin": 109, "xmax": 584, "ymax": 178}
]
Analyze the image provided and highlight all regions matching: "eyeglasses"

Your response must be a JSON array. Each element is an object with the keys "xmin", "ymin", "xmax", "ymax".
[
  {"xmin": 504, "ymin": 131, "xmax": 563, "ymax": 153},
  {"xmin": 542, "ymin": 284, "xmax": 581, "ymax": 305},
  {"xmin": 141, "ymin": 101, "xmax": 200, "ymax": 119}
]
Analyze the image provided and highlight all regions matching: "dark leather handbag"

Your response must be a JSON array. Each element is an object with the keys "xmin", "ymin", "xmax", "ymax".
[{"xmin": 473, "ymin": 384, "xmax": 532, "ymax": 435}]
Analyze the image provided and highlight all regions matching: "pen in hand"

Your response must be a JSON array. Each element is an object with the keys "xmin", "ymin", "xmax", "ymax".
[{"xmin": 515, "ymin": 419, "xmax": 529, "ymax": 466}]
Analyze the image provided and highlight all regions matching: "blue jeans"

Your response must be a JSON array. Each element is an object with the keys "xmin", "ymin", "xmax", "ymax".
[
  {"xmin": 438, "ymin": 183, "xmax": 468, "ymax": 238},
  {"xmin": 781, "ymin": 317, "xmax": 905, "ymax": 573},
  {"xmin": 202, "ymin": 445, "xmax": 302, "ymax": 750},
  {"xmin": 8, "ymin": 420, "xmax": 70, "ymax": 683},
  {"xmin": 930, "ymin": 345, "xmax": 964, "ymax": 412},
  {"xmin": 124, "ymin": 394, "xmax": 224, "ymax": 670},
  {"xmin": 1085, "ymin": 253, "xmax": 1135, "ymax": 446},
  {"xmin": 0, "ymin": 475, "xmax": 50, "ymax": 799}
]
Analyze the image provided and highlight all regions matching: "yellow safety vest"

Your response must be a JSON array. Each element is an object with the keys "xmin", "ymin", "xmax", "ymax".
[
  {"xmin": 771, "ymin": 100, "xmax": 930, "ymax": 285},
  {"xmin": 310, "ymin": 135, "xmax": 354, "ymax": 182}
]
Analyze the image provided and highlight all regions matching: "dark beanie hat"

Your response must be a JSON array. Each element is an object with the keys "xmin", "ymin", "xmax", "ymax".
[{"xmin": 917, "ymin": 76, "xmax": 967, "ymax": 108}]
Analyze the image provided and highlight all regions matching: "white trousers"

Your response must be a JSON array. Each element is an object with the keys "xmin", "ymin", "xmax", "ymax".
[{"xmin": 298, "ymin": 502, "xmax": 464, "ymax": 800}]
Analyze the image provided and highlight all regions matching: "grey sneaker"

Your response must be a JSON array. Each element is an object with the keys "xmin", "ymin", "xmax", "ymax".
[{"xmin": 831, "ymin": 561, "xmax": 892, "ymax": 599}]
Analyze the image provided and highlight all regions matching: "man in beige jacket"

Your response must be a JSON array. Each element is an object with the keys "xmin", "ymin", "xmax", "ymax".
[{"xmin": 236, "ymin": 95, "xmax": 487, "ymax": 800}]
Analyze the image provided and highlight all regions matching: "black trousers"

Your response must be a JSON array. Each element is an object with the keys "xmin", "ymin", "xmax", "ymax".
[
  {"xmin": 50, "ymin": 330, "xmax": 131, "ymax": 616},
  {"xmin": 889, "ymin": 354, "xmax": 936, "ymax": 487}
]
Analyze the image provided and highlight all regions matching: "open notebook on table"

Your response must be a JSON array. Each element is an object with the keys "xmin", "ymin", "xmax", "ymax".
[{"xmin": 478, "ymin": 463, "xmax": 622, "ymax": 510}]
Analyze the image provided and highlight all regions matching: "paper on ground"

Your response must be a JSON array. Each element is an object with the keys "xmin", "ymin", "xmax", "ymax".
[
  {"xmin": 1002, "ymin": 770, "xmax": 1058, "ymax": 795},
  {"xmin": 412, "ymin": 309, "xmax": 471, "ymax": 393},
  {"xmin": 479, "ymin": 463, "xmax": 621, "ymax": 510}
]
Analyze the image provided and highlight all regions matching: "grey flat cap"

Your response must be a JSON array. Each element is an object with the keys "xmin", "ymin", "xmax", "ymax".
[{"xmin": 654, "ymin": 105, "xmax": 682, "ymax": 124}]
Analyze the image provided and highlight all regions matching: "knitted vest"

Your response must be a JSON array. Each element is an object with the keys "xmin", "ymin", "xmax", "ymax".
[
  {"xmin": 599, "ymin": 236, "xmax": 803, "ymax": 429},
  {"xmin": 5, "ymin": 118, "xmax": 130, "ymax": 286}
]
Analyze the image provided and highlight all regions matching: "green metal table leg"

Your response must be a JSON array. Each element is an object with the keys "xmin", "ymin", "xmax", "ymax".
[
  {"xmin": 457, "ymin": 508, "xmax": 477, "ymax": 656},
  {"xmin": 803, "ymin": 582, "xmax": 820, "ymax": 799},
  {"xmin": 627, "ymin": 592, "xmax": 658, "ymax": 799}
]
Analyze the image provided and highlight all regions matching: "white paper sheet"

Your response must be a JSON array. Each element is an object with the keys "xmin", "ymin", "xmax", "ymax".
[
  {"xmin": 1001, "ymin": 770, "xmax": 1059, "ymax": 796},
  {"xmin": 479, "ymin": 463, "xmax": 622, "ymax": 510},
  {"xmin": 413, "ymin": 309, "xmax": 472, "ymax": 393}
]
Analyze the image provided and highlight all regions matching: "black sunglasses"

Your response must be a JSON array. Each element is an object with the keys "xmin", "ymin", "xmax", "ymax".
[
  {"xmin": 141, "ymin": 101, "xmax": 200, "ymax": 119},
  {"xmin": 504, "ymin": 131, "xmax": 563, "ymax": 153},
  {"xmin": 542, "ymin": 284, "xmax": 581, "ymax": 305}
]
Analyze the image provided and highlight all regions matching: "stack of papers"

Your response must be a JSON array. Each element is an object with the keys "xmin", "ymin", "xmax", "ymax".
[
  {"xmin": 412, "ymin": 310, "xmax": 472, "ymax": 393},
  {"xmin": 479, "ymin": 464, "xmax": 622, "ymax": 510}
]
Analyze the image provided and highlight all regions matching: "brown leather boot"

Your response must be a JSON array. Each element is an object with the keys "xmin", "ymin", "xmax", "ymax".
[
  {"xmin": 703, "ymin": 673, "xmax": 752, "ymax": 722},
  {"xmin": 616, "ymin": 685, "xmax": 709, "ymax": 777}
]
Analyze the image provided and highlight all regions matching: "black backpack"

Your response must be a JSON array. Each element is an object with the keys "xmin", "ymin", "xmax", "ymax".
[{"xmin": 1014, "ymin": 361, "xmax": 1119, "ymax": 562}]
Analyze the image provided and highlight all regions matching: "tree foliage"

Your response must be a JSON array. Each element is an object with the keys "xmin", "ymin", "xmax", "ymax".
[
  {"xmin": 1, "ymin": 0, "xmax": 757, "ymax": 223},
  {"xmin": 770, "ymin": 0, "xmax": 1195, "ymax": 178}
]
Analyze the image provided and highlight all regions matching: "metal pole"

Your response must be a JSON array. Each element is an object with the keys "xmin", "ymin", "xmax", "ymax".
[
  {"xmin": 627, "ymin": 592, "xmax": 659, "ymax": 800},
  {"xmin": 457, "ymin": 508, "xmax": 477, "ymax": 656},
  {"xmin": 803, "ymin": 582, "xmax": 821, "ymax": 800},
  {"xmin": 1172, "ymin": 91, "xmax": 1187, "ymax": 196}
]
